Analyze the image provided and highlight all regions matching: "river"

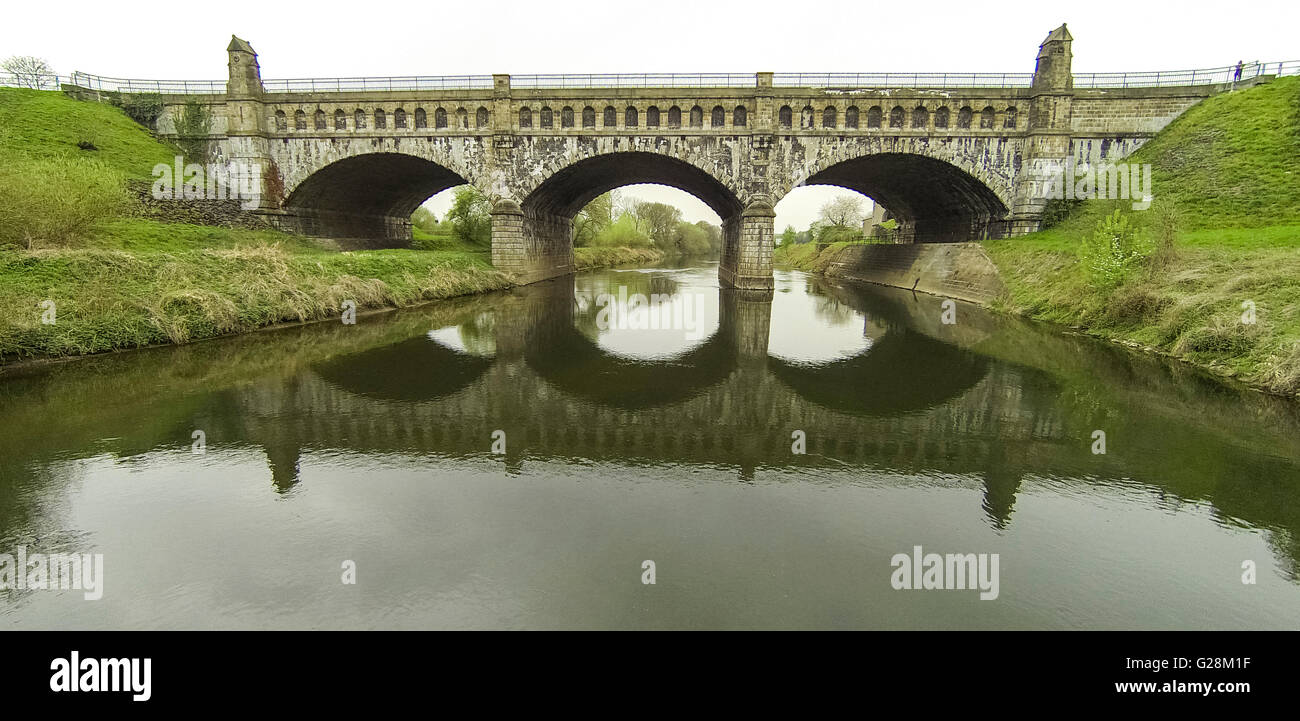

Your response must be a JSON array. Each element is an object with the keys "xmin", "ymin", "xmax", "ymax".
[{"xmin": 2, "ymin": 260, "xmax": 1299, "ymax": 629}]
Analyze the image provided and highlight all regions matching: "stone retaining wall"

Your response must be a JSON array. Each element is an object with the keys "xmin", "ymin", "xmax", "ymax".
[{"xmin": 813, "ymin": 242, "xmax": 1006, "ymax": 305}]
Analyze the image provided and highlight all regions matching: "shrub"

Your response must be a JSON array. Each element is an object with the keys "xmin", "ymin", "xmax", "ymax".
[
  {"xmin": 410, "ymin": 206, "xmax": 439, "ymax": 235},
  {"xmin": 1040, "ymin": 198, "xmax": 1082, "ymax": 229},
  {"xmin": 591, "ymin": 213, "xmax": 652, "ymax": 248},
  {"xmin": 671, "ymin": 221, "xmax": 712, "ymax": 256},
  {"xmin": 873, "ymin": 218, "xmax": 899, "ymax": 242},
  {"xmin": 445, "ymin": 186, "xmax": 492, "ymax": 246},
  {"xmin": 0, "ymin": 153, "xmax": 129, "ymax": 249},
  {"xmin": 1078, "ymin": 209, "xmax": 1155, "ymax": 288},
  {"xmin": 174, "ymin": 101, "xmax": 212, "ymax": 160},
  {"xmin": 116, "ymin": 93, "xmax": 164, "ymax": 128},
  {"xmin": 818, "ymin": 224, "xmax": 865, "ymax": 244}
]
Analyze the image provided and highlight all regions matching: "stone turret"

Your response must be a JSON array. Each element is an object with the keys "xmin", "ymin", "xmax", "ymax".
[
  {"xmin": 222, "ymin": 35, "xmax": 274, "ymax": 209},
  {"xmin": 1010, "ymin": 24, "xmax": 1076, "ymax": 235},
  {"xmin": 226, "ymin": 35, "xmax": 263, "ymax": 99},
  {"xmin": 1032, "ymin": 24, "xmax": 1073, "ymax": 91}
]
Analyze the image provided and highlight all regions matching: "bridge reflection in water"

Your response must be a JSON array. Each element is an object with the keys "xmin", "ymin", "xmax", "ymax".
[
  {"xmin": 274, "ymin": 271, "xmax": 1016, "ymax": 508},
  {"xmin": 3, "ymin": 263, "xmax": 1300, "ymax": 606}
]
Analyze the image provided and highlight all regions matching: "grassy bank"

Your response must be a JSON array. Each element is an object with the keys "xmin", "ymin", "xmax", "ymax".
[
  {"xmin": 986, "ymin": 76, "xmax": 1300, "ymax": 396},
  {"xmin": 774, "ymin": 240, "xmax": 859, "ymax": 271},
  {"xmin": 0, "ymin": 88, "xmax": 661, "ymax": 363},
  {"xmin": 0, "ymin": 237, "xmax": 514, "ymax": 362},
  {"xmin": 573, "ymin": 246, "xmax": 664, "ymax": 271}
]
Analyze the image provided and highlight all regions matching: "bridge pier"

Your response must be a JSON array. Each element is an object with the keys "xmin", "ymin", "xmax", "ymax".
[
  {"xmin": 490, "ymin": 200, "xmax": 576, "ymax": 285},
  {"xmin": 719, "ymin": 202, "xmax": 775, "ymax": 293},
  {"xmin": 718, "ymin": 288, "xmax": 773, "ymax": 367}
]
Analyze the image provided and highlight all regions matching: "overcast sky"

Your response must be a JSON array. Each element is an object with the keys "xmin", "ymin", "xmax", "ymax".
[{"xmin": 7, "ymin": 0, "xmax": 1295, "ymax": 229}]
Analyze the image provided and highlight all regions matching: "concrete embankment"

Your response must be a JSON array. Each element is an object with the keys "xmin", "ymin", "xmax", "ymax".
[{"xmin": 800, "ymin": 242, "xmax": 1006, "ymax": 305}]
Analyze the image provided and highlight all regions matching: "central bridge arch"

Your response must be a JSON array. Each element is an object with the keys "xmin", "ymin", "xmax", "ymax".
[
  {"xmin": 520, "ymin": 149, "xmax": 744, "ymax": 220},
  {"xmin": 492, "ymin": 147, "xmax": 766, "ymax": 287}
]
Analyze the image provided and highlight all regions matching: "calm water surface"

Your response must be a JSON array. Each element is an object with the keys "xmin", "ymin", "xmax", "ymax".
[{"xmin": 3, "ymin": 261, "xmax": 1299, "ymax": 629}]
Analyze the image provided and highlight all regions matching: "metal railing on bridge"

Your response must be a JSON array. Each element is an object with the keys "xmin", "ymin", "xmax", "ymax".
[
  {"xmin": 1072, "ymin": 60, "xmax": 1299, "ymax": 88},
  {"xmin": 262, "ymin": 75, "xmax": 495, "ymax": 92},
  {"xmin": 778, "ymin": 61, "xmax": 1300, "ymax": 89},
  {"xmin": 773, "ymin": 72, "xmax": 1035, "ymax": 88},
  {"xmin": 3, "ymin": 61, "xmax": 1295, "ymax": 95},
  {"xmin": 511, "ymin": 73, "xmax": 756, "ymax": 88}
]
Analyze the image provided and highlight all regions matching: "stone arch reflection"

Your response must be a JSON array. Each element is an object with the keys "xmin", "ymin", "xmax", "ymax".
[
  {"xmin": 766, "ymin": 278, "xmax": 989, "ymax": 416},
  {"xmin": 767, "ymin": 332, "xmax": 988, "ymax": 416},
  {"xmin": 519, "ymin": 278, "xmax": 766, "ymax": 410},
  {"xmin": 312, "ymin": 331, "xmax": 495, "ymax": 402}
]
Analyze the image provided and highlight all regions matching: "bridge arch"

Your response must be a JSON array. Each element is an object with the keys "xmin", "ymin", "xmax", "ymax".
[
  {"xmin": 519, "ymin": 149, "xmax": 745, "ymax": 220},
  {"xmin": 279, "ymin": 150, "xmax": 481, "ymax": 243},
  {"xmin": 492, "ymin": 146, "xmax": 749, "ymax": 284},
  {"xmin": 776, "ymin": 139, "xmax": 1018, "ymax": 242}
]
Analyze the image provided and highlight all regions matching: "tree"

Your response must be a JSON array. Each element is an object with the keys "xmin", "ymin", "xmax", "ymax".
[
  {"xmin": 613, "ymin": 190, "xmax": 641, "ymax": 230},
  {"xmin": 779, "ymin": 225, "xmax": 798, "ymax": 247},
  {"xmin": 814, "ymin": 195, "xmax": 868, "ymax": 243},
  {"xmin": 410, "ymin": 206, "xmax": 439, "ymax": 234},
  {"xmin": 2, "ymin": 56, "xmax": 55, "ymax": 89},
  {"xmin": 573, "ymin": 191, "xmax": 615, "ymax": 247},
  {"xmin": 445, "ymin": 185, "xmax": 492, "ymax": 246},
  {"xmin": 672, "ymin": 221, "xmax": 712, "ymax": 256},
  {"xmin": 695, "ymin": 220, "xmax": 722, "ymax": 256},
  {"xmin": 818, "ymin": 195, "xmax": 866, "ymax": 229},
  {"xmin": 632, "ymin": 201, "xmax": 683, "ymax": 251},
  {"xmin": 593, "ymin": 212, "xmax": 652, "ymax": 248}
]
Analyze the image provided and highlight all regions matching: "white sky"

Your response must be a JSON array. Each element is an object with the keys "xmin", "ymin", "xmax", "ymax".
[{"xmin": 6, "ymin": 0, "xmax": 1294, "ymax": 229}]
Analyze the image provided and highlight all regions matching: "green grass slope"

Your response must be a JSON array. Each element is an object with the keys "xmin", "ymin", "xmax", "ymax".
[
  {"xmin": 985, "ymin": 76, "xmax": 1300, "ymax": 395},
  {"xmin": 0, "ymin": 87, "xmax": 177, "ymax": 178}
]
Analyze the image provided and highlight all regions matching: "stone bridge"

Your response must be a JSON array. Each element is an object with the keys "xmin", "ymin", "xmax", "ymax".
[{"xmin": 143, "ymin": 25, "xmax": 1229, "ymax": 290}]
